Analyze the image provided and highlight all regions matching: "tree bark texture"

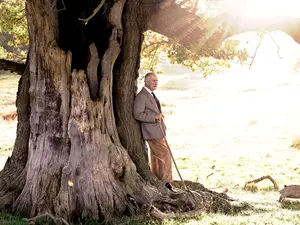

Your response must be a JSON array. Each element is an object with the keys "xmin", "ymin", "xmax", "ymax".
[{"xmin": 113, "ymin": 0, "xmax": 156, "ymax": 182}]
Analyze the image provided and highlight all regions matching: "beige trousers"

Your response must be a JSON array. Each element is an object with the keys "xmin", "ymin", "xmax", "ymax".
[{"xmin": 147, "ymin": 138, "xmax": 172, "ymax": 182}]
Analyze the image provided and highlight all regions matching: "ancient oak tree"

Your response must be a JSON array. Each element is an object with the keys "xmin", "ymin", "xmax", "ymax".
[{"xmin": 1, "ymin": 0, "xmax": 300, "ymax": 223}]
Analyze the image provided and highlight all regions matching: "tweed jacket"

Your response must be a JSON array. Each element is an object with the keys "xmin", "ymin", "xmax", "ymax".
[{"xmin": 133, "ymin": 87, "xmax": 166, "ymax": 140}]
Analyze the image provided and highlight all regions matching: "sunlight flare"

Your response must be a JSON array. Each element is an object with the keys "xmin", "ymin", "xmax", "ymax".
[{"xmin": 223, "ymin": 0, "xmax": 300, "ymax": 18}]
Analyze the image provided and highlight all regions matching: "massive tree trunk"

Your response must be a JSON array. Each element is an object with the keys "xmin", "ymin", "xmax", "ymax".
[
  {"xmin": 0, "ymin": 0, "xmax": 254, "ymax": 223},
  {"xmin": 113, "ymin": 0, "xmax": 153, "ymax": 181}
]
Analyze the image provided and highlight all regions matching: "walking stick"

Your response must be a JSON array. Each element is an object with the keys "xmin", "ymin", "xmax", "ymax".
[
  {"xmin": 158, "ymin": 120, "xmax": 200, "ymax": 204},
  {"xmin": 150, "ymin": 92, "xmax": 188, "ymax": 190},
  {"xmin": 158, "ymin": 119, "xmax": 188, "ymax": 191}
]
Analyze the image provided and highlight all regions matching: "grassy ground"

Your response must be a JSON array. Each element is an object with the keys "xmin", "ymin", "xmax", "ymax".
[
  {"xmin": 2, "ymin": 67, "xmax": 300, "ymax": 224},
  {"xmin": 0, "ymin": 72, "xmax": 19, "ymax": 167}
]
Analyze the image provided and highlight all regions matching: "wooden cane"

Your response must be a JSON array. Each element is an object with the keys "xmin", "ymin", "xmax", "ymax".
[
  {"xmin": 158, "ymin": 117, "xmax": 188, "ymax": 191},
  {"xmin": 150, "ymin": 92, "xmax": 188, "ymax": 190}
]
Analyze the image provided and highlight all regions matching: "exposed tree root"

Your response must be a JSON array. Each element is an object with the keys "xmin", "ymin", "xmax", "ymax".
[
  {"xmin": 141, "ymin": 180, "xmax": 252, "ymax": 221},
  {"xmin": 148, "ymin": 205, "xmax": 205, "ymax": 220},
  {"xmin": 26, "ymin": 212, "xmax": 70, "ymax": 225},
  {"xmin": 173, "ymin": 180, "xmax": 234, "ymax": 201},
  {"xmin": 244, "ymin": 175, "xmax": 279, "ymax": 191}
]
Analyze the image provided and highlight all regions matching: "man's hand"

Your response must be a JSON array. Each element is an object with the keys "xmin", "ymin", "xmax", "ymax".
[{"xmin": 154, "ymin": 113, "xmax": 164, "ymax": 121}]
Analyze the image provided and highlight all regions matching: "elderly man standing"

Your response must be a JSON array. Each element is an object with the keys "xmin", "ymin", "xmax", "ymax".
[{"xmin": 133, "ymin": 72, "xmax": 174, "ymax": 191}]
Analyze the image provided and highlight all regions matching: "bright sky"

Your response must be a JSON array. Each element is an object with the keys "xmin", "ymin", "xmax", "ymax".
[
  {"xmin": 235, "ymin": 31, "xmax": 300, "ymax": 72},
  {"xmin": 218, "ymin": 0, "xmax": 300, "ymax": 75},
  {"xmin": 190, "ymin": 1, "xmax": 300, "ymax": 75},
  {"xmin": 222, "ymin": 0, "xmax": 300, "ymax": 18}
]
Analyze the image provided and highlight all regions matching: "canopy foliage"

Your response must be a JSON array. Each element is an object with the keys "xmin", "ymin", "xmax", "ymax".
[
  {"xmin": 141, "ymin": 30, "xmax": 248, "ymax": 76},
  {"xmin": 0, "ymin": 0, "xmax": 249, "ymax": 76},
  {"xmin": 0, "ymin": 0, "xmax": 28, "ymax": 62}
]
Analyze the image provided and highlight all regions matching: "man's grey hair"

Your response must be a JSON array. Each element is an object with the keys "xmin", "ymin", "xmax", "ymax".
[{"xmin": 144, "ymin": 72, "xmax": 156, "ymax": 83}]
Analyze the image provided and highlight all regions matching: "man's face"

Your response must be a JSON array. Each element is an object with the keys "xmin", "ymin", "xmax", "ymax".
[{"xmin": 145, "ymin": 74, "xmax": 158, "ymax": 91}]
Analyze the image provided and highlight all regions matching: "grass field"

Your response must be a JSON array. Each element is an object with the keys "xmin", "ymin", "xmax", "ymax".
[
  {"xmin": 2, "ymin": 66, "xmax": 300, "ymax": 224},
  {"xmin": 0, "ymin": 73, "xmax": 19, "ymax": 168}
]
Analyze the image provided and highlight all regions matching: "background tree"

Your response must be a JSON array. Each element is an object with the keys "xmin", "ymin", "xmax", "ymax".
[
  {"xmin": 1, "ymin": 0, "xmax": 300, "ymax": 223},
  {"xmin": 0, "ymin": 0, "xmax": 28, "ymax": 62},
  {"xmin": 141, "ymin": 30, "xmax": 248, "ymax": 76}
]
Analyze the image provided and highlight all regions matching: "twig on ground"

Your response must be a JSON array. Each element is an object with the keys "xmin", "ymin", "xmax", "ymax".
[
  {"xmin": 206, "ymin": 172, "xmax": 213, "ymax": 178},
  {"xmin": 244, "ymin": 175, "xmax": 279, "ymax": 191}
]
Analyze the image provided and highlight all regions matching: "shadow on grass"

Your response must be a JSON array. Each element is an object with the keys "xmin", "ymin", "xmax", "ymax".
[
  {"xmin": 0, "ymin": 212, "xmax": 27, "ymax": 225},
  {"xmin": 281, "ymin": 203, "xmax": 300, "ymax": 211}
]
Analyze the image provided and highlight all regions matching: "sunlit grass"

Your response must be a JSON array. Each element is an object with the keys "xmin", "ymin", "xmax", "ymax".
[
  {"xmin": 290, "ymin": 136, "xmax": 300, "ymax": 150},
  {"xmin": 0, "ymin": 146, "xmax": 13, "ymax": 157},
  {"xmin": 158, "ymin": 68, "xmax": 300, "ymax": 224},
  {"xmin": 0, "ymin": 72, "xmax": 19, "ymax": 153},
  {"xmin": 160, "ymin": 80, "xmax": 192, "ymax": 90}
]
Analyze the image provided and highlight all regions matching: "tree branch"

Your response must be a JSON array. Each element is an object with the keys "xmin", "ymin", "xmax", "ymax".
[
  {"xmin": 0, "ymin": 59, "xmax": 26, "ymax": 75},
  {"xmin": 78, "ymin": 0, "xmax": 105, "ymax": 25},
  {"xmin": 142, "ymin": 40, "xmax": 170, "ymax": 52},
  {"xmin": 249, "ymin": 34, "xmax": 263, "ymax": 69},
  {"xmin": 245, "ymin": 175, "xmax": 279, "ymax": 191},
  {"xmin": 267, "ymin": 32, "xmax": 282, "ymax": 59},
  {"xmin": 149, "ymin": 3, "xmax": 300, "ymax": 56}
]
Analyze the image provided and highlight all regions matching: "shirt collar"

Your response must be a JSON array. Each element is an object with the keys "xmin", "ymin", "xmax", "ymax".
[{"xmin": 144, "ymin": 86, "xmax": 152, "ymax": 94}]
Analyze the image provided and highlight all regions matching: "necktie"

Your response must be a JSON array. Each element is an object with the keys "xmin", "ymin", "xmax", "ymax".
[{"xmin": 152, "ymin": 92, "xmax": 161, "ymax": 113}]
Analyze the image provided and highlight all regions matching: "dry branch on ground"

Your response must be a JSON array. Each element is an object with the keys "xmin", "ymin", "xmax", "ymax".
[{"xmin": 244, "ymin": 175, "xmax": 279, "ymax": 191}]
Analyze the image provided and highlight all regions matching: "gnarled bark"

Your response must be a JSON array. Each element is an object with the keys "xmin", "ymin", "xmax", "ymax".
[{"xmin": 114, "ymin": 0, "xmax": 155, "ymax": 182}]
